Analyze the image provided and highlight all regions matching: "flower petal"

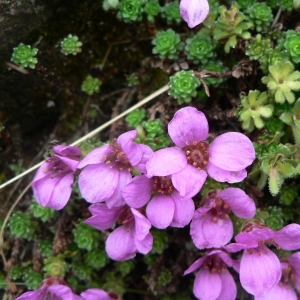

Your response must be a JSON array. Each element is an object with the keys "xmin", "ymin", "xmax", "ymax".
[
  {"xmin": 105, "ymin": 225, "xmax": 137, "ymax": 261},
  {"xmin": 168, "ymin": 107, "xmax": 209, "ymax": 147},
  {"xmin": 255, "ymin": 283, "xmax": 297, "ymax": 300},
  {"xmin": 146, "ymin": 147, "xmax": 187, "ymax": 177},
  {"xmin": 288, "ymin": 252, "xmax": 300, "ymax": 290},
  {"xmin": 209, "ymin": 132, "xmax": 255, "ymax": 171},
  {"xmin": 236, "ymin": 227, "xmax": 275, "ymax": 245},
  {"xmin": 206, "ymin": 162, "xmax": 247, "ymax": 183},
  {"xmin": 194, "ymin": 267, "xmax": 222, "ymax": 300},
  {"xmin": 77, "ymin": 144, "xmax": 110, "ymax": 169},
  {"xmin": 81, "ymin": 288, "xmax": 111, "ymax": 300},
  {"xmin": 78, "ymin": 165, "xmax": 118, "ymax": 203},
  {"xmin": 180, "ymin": 0, "xmax": 209, "ymax": 28},
  {"xmin": 190, "ymin": 214, "xmax": 210, "ymax": 249},
  {"xmin": 217, "ymin": 188, "xmax": 256, "ymax": 219},
  {"xmin": 117, "ymin": 130, "xmax": 142, "ymax": 166},
  {"xmin": 171, "ymin": 164, "xmax": 207, "ymax": 198},
  {"xmin": 135, "ymin": 144, "xmax": 153, "ymax": 174},
  {"xmin": 274, "ymin": 223, "xmax": 300, "ymax": 250},
  {"xmin": 202, "ymin": 214, "xmax": 233, "ymax": 248},
  {"xmin": 146, "ymin": 195, "xmax": 175, "ymax": 229},
  {"xmin": 85, "ymin": 203, "xmax": 121, "ymax": 230},
  {"xmin": 48, "ymin": 285, "xmax": 80, "ymax": 300},
  {"xmin": 240, "ymin": 245, "xmax": 281, "ymax": 296},
  {"xmin": 105, "ymin": 170, "xmax": 131, "ymax": 208},
  {"xmin": 15, "ymin": 291, "xmax": 39, "ymax": 300},
  {"xmin": 216, "ymin": 269, "xmax": 237, "ymax": 300},
  {"xmin": 169, "ymin": 191, "xmax": 195, "ymax": 227},
  {"xmin": 122, "ymin": 175, "xmax": 153, "ymax": 208},
  {"xmin": 184, "ymin": 256, "xmax": 206, "ymax": 275}
]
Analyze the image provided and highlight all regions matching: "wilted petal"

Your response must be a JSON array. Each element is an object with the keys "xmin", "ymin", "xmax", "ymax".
[
  {"xmin": 146, "ymin": 195, "xmax": 175, "ymax": 229},
  {"xmin": 206, "ymin": 162, "xmax": 247, "ymax": 183},
  {"xmin": 105, "ymin": 171, "xmax": 131, "ymax": 208},
  {"xmin": 85, "ymin": 203, "xmax": 121, "ymax": 230},
  {"xmin": 106, "ymin": 225, "xmax": 137, "ymax": 261},
  {"xmin": 209, "ymin": 132, "xmax": 255, "ymax": 171},
  {"xmin": 170, "ymin": 191, "xmax": 195, "ymax": 227},
  {"xmin": 240, "ymin": 245, "xmax": 281, "ymax": 296},
  {"xmin": 274, "ymin": 223, "xmax": 300, "ymax": 250},
  {"xmin": 194, "ymin": 267, "xmax": 222, "ymax": 300},
  {"xmin": 79, "ymin": 165, "xmax": 118, "ymax": 203},
  {"xmin": 168, "ymin": 107, "xmax": 209, "ymax": 147},
  {"xmin": 255, "ymin": 283, "xmax": 297, "ymax": 300},
  {"xmin": 77, "ymin": 144, "xmax": 110, "ymax": 169},
  {"xmin": 217, "ymin": 188, "xmax": 256, "ymax": 219},
  {"xmin": 216, "ymin": 269, "xmax": 237, "ymax": 300},
  {"xmin": 122, "ymin": 175, "xmax": 153, "ymax": 208},
  {"xmin": 180, "ymin": 0, "xmax": 209, "ymax": 28},
  {"xmin": 288, "ymin": 252, "xmax": 300, "ymax": 290},
  {"xmin": 146, "ymin": 147, "xmax": 187, "ymax": 177},
  {"xmin": 117, "ymin": 130, "xmax": 142, "ymax": 166},
  {"xmin": 81, "ymin": 288, "xmax": 111, "ymax": 300},
  {"xmin": 171, "ymin": 164, "xmax": 207, "ymax": 198}
]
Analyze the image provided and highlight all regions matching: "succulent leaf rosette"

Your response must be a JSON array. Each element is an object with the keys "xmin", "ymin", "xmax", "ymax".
[
  {"xmin": 60, "ymin": 34, "xmax": 82, "ymax": 56},
  {"xmin": 185, "ymin": 34, "xmax": 215, "ymax": 64},
  {"xmin": 162, "ymin": 1, "xmax": 182, "ymax": 24},
  {"xmin": 262, "ymin": 61, "xmax": 300, "ymax": 104},
  {"xmin": 81, "ymin": 75, "xmax": 102, "ymax": 96},
  {"xmin": 246, "ymin": 34, "xmax": 271, "ymax": 61},
  {"xmin": 237, "ymin": 90, "xmax": 274, "ymax": 132},
  {"xmin": 11, "ymin": 43, "xmax": 38, "ymax": 69},
  {"xmin": 152, "ymin": 29, "xmax": 184, "ymax": 59},
  {"xmin": 284, "ymin": 31, "xmax": 300, "ymax": 64},
  {"xmin": 168, "ymin": 70, "xmax": 201, "ymax": 104},
  {"xmin": 118, "ymin": 0, "xmax": 144, "ymax": 22},
  {"xmin": 247, "ymin": 3, "xmax": 273, "ymax": 32},
  {"xmin": 144, "ymin": 0, "xmax": 161, "ymax": 22}
]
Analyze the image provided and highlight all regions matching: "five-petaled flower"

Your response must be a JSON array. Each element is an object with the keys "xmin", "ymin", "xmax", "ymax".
[
  {"xmin": 184, "ymin": 249, "xmax": 237, "ymax": 300},
  {"xmin": 146, "ymin": 107, "xmax": 256, "ymax": 198},
  {"xmin": 85, "ymin": 202, "xmax": 153, "ymax": 261},
  {"xmin": 78, "ymin": 130, "xmax": 152, "ymax": 208},
  {"xmin": 32, "ymin": 145, "xmax": 82, "ymax": 210},
  {"xmin": 122, "ymin": 174, "xmax": 195, "ymax": 229},
  {"xmin": 225, "ymin": 221, "xmax": 300, "ymax": 296},
  {"xmin": 190, "ymin": 187, "xmax": 256, "ymax": 249}
]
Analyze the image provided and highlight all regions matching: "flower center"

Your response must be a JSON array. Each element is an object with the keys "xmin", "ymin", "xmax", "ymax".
[
  {"xmin": 44, "ymin": 157, "xmax": 70, "ymax": 178},
  {"xmin": 117, "ymin": 206, "xmax": 134, "ymax": 226},
  {"xmin": 152, "ymin": 176, "xmax": 174, "ymax": 196},
  {"xmin": 280, "ymin": 264, "xmax": 295, "ymax": 287},
  {"xmin": 210, "ymin": 196, "xmax": 231, "ymax": 223},
  {"xmin": 204, "ymin": 255, "xmax": 227, "ymax": 273},
  {"xmin": 183, "ymin": 141, "xmax": 209, "ymax": 170},
  {"xmin": 104, "ymin": 139, "xmax": 132, "ymax": 172}
]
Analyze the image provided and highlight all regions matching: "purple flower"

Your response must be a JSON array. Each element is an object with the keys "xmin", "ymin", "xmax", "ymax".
[
  {"xmin": 184, "ymin": 250, "xmax": 237, "ymax": 300},
  {"xmin": 180, "ymin": 0, "xmax": 209, "ymax": 28},
  {"xmin": 85, "ymin": 203, "xmax": 153, "ymax": 261},
  {"xmin": 81, "ymin": 288, "xmax": 117, "ymax": 300},
  {"xmin": 225, "ymin": 222, "xmax": 300, "ymax": 296},
  {"xmin": 190, "ymin": 187, "xmax": 256, "ymax": 249},
  {"xmin": 78, "ymin": 130, "xmax": 152, "ymax": 208},
  {"xmin": 32, "ymin": 145, "xmax": 82, "ymax": 210},
  {"xmin": 255, "ymin": 253, "xmax": 300, "ymax": 300},
  {"xmin": 16, "ymin": 277, "xmax": 82, "ymax": 300},
  {"xmin": 122, "ymin": 174, "xmax": 195, "ymax": 229},
  {"xmin": 146, "ymin": 107, "xmax": 256, "ymax": 198}
]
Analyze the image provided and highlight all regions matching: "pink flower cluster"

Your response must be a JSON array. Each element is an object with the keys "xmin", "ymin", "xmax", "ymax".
[
  {"xmin": 16, "ymin": 277, "xmax": 115, "ymax": 300},
  {"xmin": 30, "ymin": 106, "xmax": 300, "ymax": 300}
]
